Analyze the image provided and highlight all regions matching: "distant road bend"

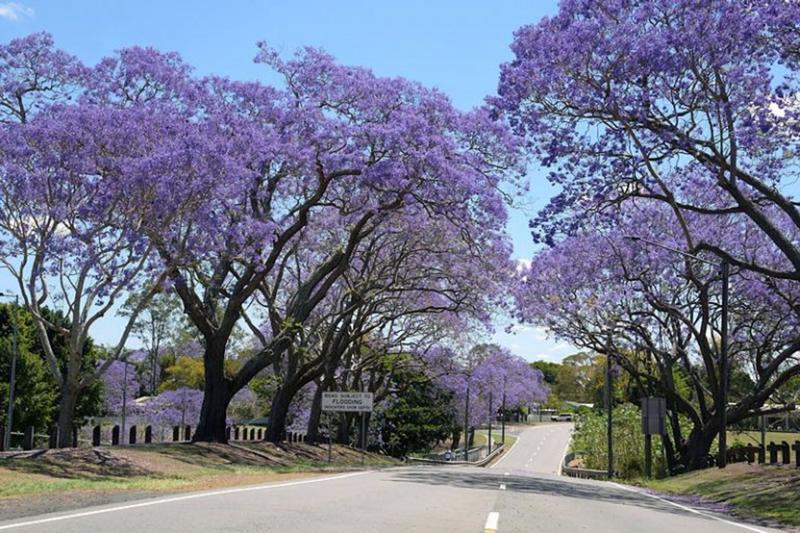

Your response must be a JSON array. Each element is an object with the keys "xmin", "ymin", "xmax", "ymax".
[{"xmin": 0, "ymin": 424, "xmax": 780, "ymax": 532}]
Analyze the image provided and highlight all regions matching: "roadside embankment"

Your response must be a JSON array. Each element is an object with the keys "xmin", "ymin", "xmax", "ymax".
[
  {"xmin": 0, "ymin": 442, "xmax": 396, "ymax": 521},
  {"xmin": 639, "ymin": 462, "xmax": 800, "ymax": 528}
]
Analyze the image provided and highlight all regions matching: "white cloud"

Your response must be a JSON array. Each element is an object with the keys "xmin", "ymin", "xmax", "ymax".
[
  {"xmin": 532, "ymin": 326, "xmax": 550, "ymax": 341},
  {"xmin": 507, "ymin": 323, "xmax": 533, "ymax": 334},
  {"xmin": 0, "ymin": 2, "xmax": 34, "ymax": 21},
  {"xmin": 515, "ymin": 258, "xmax": 532, "ymax": 272}
]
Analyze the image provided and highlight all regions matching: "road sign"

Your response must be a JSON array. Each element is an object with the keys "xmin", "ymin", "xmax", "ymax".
[
  {"xmin": 322, "ymin": 391, "xmax": 373, "ymax": 412},
  {"xmin": 641, "ymin": 397, "xmax": 666, "ymax": 435}
]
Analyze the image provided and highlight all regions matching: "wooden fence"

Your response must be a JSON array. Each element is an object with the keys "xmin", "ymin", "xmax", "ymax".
[{"xmin": 726, "ymin": 441, "xmax": 800, "ymax": 467}]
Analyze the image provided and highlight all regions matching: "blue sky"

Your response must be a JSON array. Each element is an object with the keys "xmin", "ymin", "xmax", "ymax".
[{"xmin": 0, "ymin": 0, "xmax": 577, "ymax": 362}]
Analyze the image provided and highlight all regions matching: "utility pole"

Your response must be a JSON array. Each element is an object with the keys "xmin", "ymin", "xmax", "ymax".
[
  {"xmin": 625, "ymin": 236, "xmax": 731, "ymax": 469},
  {"xmin": 464, "ymin": 380, "xmax": 470, "ymax": 461},
  {"xmin": 605, "ymin": 336, "xmax": 614, "ymax": 479},
  {"xmin": 121, "ymin": 356, "xmax": 129, "ymax": 441},
  {"xmin": 2, "ymin": 293, "xmax": 19, "ymax": 452},
  {"xmin": 719, "ymin": 260, "xmax": 729, "ymax": 468},
  {"xmin": 488, "ymin": 389, "xmax": 493, "ymax": 455},
  {"xmin": 501, "ymin": 383, "xmax": 506, "ymax": 446}
]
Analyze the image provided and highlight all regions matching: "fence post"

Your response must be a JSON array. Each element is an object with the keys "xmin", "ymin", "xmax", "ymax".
[
  {"xmin": 768, "ymin": 442, "xmax": 778, "ymax": 464},
  {"xmin": 172, "ymin": 426, "xmax": 180, "ymax": 442},
  {"xmin": 745, "ymin": 444, "xmax": 756, "ymax": 463},
  {"xmin": 23, "ymin": 426, "xmax": 34, "ymax": 450},
  {"xmin": 781, "ymin": 441, "xmax": 790, "ymax": 464},
  {"xmin": 144, "ymin": 426, "xmax": 152, "ymax": 444},
  {"xmin": 92, "ymin": 425, "xmax": 101, "ymax": 446},
  {"xmin": 129, "ymin": 425, "xmax": 137, "ymax": 445},
  {"xmin": 234, "ymin": 426, "xmax": 239, "ymax": 440},
  {"xmin": 184, "ymin": 425, "xmax": 191, "ymax": 441},
  {"xmin": 793, "ymin": 441, "xmax": 800, "ymax": 468},
  {"xmin": 49, "ymin": 426, "xmax": 58, "ymax": 449},
  {"xmin": 112, "ymin": 425, "xmax": 120, "ymax": 445}
]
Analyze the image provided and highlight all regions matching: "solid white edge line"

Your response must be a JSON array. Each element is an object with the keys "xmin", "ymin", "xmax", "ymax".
[
  {"xmin": 484, "ymin": 511, "xmax": 500, "ymax": 532},
  {"xmin": 609, "ymin": 482, "xmax": 770, "ymax": 533},
  {"xmin": 0, "ymin": 471, "xmax": 371, "ymax": 531},
  {"xmin": 489, "ymin": 432, "xmax": 520, "ymax": 469},
  {"xmin": 557, "ymin": 426, "xmax": 573, "ymax": 476}
]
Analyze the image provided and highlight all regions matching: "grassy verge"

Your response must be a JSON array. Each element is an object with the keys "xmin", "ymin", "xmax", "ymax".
[
  {"xmin": 727, "ymin": 430, "xmax": 799, "ymax": 447},
  {"xmin": 640, "ymin": 463, "xmax": 800, "ymax": 527},
  {"xmin": 473, "ymin": 430, "xmax": 517, "ymax": 448},
  {"xmin": 0, "ymin": 442, "xmax": 397, "ymax": 520}
]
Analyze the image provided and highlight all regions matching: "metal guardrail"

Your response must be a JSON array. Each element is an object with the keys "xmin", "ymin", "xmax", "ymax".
[
  {"xmin": 407, "ymin": 443, "xmax": 504, "ymax": 466},
  {"xmin": 561, "ymin": 451, "xmax": 612, "ymax": 479}
]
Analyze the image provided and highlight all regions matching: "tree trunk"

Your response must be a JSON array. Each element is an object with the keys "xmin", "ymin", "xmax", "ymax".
[
  {"xmin": 306, "ymin": 383, "xmax": 324, "ymax": 442},
  {"xmin": 680, "ymin": 423, "xmax": 718, "ymax": 470},
  {"xmin": 661, "ymin": 432, "xmax": 678, "ymax": 475},
  {"xmin": 451, "ymin": 429, "xmax": 461, "ymax": 450},
  {"xmin": 357, "ymin": 412, "xmax": 371, "ymax": 449},
  {"xmin": 56, "ymin": 378, "xmax": 80, "ymax": 448},
  {"xmin": 193, "ymin": 344, "xmax": 231, "ymax": 443},
  {"xmin": 337, "ymin": 412, "xmax": 353, "ymax": 444},
  {"xmin": 265, "ymin": 385, "xmax": 295, "ymax": 442}
]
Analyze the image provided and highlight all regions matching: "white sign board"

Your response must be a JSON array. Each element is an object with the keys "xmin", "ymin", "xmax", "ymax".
[{"xmin": 322, "ymin": 392, "xmax": 373, "ymax": 413}]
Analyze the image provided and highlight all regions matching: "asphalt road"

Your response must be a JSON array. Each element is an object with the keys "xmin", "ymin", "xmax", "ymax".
[{"xmin": 0, "ymin": 424, "xmax": 783, "ymax": 533}]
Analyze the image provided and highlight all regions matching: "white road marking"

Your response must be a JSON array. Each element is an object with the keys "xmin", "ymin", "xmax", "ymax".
[
  {"xmin": 504, "ymin": 472, "xmax": 510, "ymax": 476},
  {"xmin": 0, "ymin": 471, "xmax": 371, "ymax": 531},
  {"xmin": 610, "ymin": 482, "xmax": 770, "ymax": 533},
  {"xmin": 557, "ymin": 427, "xmax": 573, "ymax": 476},
  {"xmin": 499, "ymin": 483, "xmax": 506, "ymax": 491},
  {"xmin": 484, "ymin": 511, "xmax": 500, "ymax": 533}
]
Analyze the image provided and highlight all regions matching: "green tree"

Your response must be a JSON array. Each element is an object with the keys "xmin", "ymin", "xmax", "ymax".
[
  {"xmin": 0, "ymin": 304, "xmax": 56, "ymax": 433},
  {"xmin": 158, "ymin": 356, "xmax": 205, "ymax": 391},
  {"xmin": 0, "ymin": 305, "xmax": 102, "ymax": 436},
  {"xmin": 531, "ymin": 361, "xmax": 560, "ymax": 385},
  {"xmin": 380, "ymin": 366, "xmax": 457, "ymax": 457}
]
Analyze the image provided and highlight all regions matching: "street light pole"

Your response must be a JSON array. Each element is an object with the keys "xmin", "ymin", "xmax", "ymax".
[
  {"xmin": 605, "ymin": 334, "xmax": 614, "ymax": 479},
  {"xmin": 626, "ymin": 236, "xmax": 730, "ymax": 469},
  {"xmin": 1, "ymin": 293, "xmax": 19, "ymax": 452}
]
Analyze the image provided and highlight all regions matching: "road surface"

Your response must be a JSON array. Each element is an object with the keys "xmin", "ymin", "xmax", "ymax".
[{"xmin": 0, "ymin": 424, "xmax": 781, "ymax": 532}]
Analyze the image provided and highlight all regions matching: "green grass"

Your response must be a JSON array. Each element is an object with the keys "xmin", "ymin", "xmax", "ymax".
[
  {"xmin": 641, "ymin": 463, "xmax": 800, "ymax": 526},
  {"xmin": 473, "ymin": 430, "xmax": 518, "ymax": 448},
  {"xmin": 727, "ymin": 430, "xmax": 799, "ymax": 447},
  {"xmin": 0, "ymin": 443, "xmax": 397, "ymax": 500}
]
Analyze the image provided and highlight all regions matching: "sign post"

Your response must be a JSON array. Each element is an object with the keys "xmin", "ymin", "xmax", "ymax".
[
  {"xmin": 641, "ymin": 397, "xmax": 666, "ymax": 478},
  {"xmin": 327, "ymin": 412, "xmax": 332, "ymax": 463},
  {"xmin": 322, "ymin": 392, "xmax": 374, "ymax": 464}
]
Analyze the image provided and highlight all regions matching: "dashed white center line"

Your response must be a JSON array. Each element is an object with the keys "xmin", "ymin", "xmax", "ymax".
[
  {"xmin": 499, "ymin": 483, "xmax": 506, "ymax": 490},
  {"xmin": 484, "ymin": 512, "xmax": 500, "ymax": 533},
  {"xmin": 504, "ymin": 472, "xmax": 510, "ymax": 476}
]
